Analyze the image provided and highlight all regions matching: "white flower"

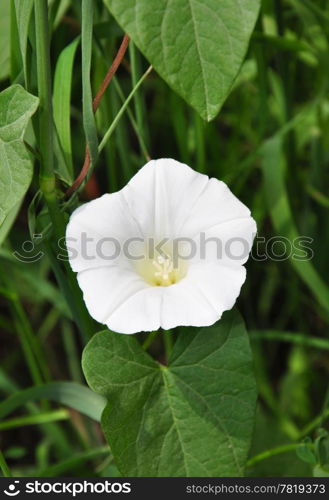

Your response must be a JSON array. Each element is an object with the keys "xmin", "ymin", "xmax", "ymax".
[{"xmin": 66, "ymin": 159, "xmax": 256, "ymax": 334}]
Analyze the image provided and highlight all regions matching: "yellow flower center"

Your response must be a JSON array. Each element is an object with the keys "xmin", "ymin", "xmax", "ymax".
[{"xmin": 136, "ymin": 244, "xmax": 188, "ymax": 287}]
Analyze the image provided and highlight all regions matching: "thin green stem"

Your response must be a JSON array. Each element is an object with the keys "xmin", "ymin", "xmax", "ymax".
[
  {"xmin": 299, "ymin": 408, "xmax": 329, "ymax": 438},
  {"xmin": 34, "ymin": 5, "xmax": 89, "ymax": 344},
  {"xmin": 81, "ymin": 0, "xmax": 98, "ymax": 166},
  {"xmin": 306, "ymin": 184, "xmax": 329, "ymax": 208},
  {"xmin": 129, "ymin": 41, "xmax": 150, "ymax": 150},
  {"xmin": 254, "ymin": 18, "xmax": 269, "ymax": 138},
  {"xmin": 34, "ymin": 9, "xmax": 92, "ymax": 336},
  {"xmin": 142, "ymin": 331, "xmax": 159, "ymax": 350},
  {"xmin": 34, "ymin": 0, "xmax": 64, "ymax": 240},
  {"xmin": 113, "ymin": 76, "xmax": 150, "ymax": 161},
  {"xmin": 246, "ymin": 443, "xmax": 314, "ymax": 468},
  {"xmin": 194, "ymin": 113, "xmax": 206, "ymax": 173},
  {"xmin": 0, "ymin": 450, "xmax": 12, "ymax": 477},
  {"xmin": 93, "ymin": 37, "xmax": 151, "ymax": 162},
  {"xmin": 321, "ymin": 386, "xmax": 329, "ymax": 425},
  {"xmin": 98, "ymin": 66, "xmax": 152, "ymax": 154},
  {"xmin": 163, "ymin": 330, "xmax": 174, "ymax": 362},
  {"xmin": 61, "ymin": 320, "xmax": 83, "ymax": 382}
]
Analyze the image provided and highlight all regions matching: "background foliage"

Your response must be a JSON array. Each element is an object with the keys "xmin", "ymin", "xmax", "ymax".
[{"xmin": 0, "ymin": 0, "xmax": 329, "ymax": 477}]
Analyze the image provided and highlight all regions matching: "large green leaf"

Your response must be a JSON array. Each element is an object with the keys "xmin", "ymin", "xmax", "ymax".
[
  {"xmin": 0, "ymin": 85, "xmax": 39, "ymax": 227},
  {"xmin": 82, "ymin": 310, "xmax": 257, "ymax": 477},
  {"xmin": 104, "ymin": 0, "xmax": 260, "ymax": 121}
]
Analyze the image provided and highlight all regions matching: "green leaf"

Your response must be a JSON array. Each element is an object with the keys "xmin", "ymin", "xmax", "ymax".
[
  {"xmin": 0, "ymin": 84, "xmax": 39, "ymax": 227},
  {"xmin": 0, "ymin": 382, "xmax": 106, "ymax": 422},
  {"xmin": 53, "ymin": 37, "xmax": 80, "ymax": 178},
  {"xmin": 0, "ymin": 0, "xmax": 11, "ymax": 81},
  {"xmin": 0, "ymin": 200, "xmax": 22, "ymax": 246},
  {"xmin": 104, "ymin": 0, "xmax": 260, "ymax": 121},
  {"xmin": 82, "ymin": 309, "xmax": 257, "ymax": 477},
  {"xmin": 313, "ymin": 465, "xmax": 329, "ymax": 477},
  {"xmin": 13, "ymin": 0, "xmax": 34, "ymax": 84},
  {"xmin": 296, "ymin": 438, "xmax": 317, "ymax": 465}
]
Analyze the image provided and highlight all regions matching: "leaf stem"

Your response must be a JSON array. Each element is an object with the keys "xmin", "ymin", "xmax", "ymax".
[{"xmin": 299, "ymin": 408, "xmax": 329, "ymax": 438}]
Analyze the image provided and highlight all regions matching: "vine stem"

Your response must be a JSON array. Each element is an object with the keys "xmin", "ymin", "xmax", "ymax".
[
  {"xmin": 66, "ymin": 34, "xmax": 130, "ymax": 198},
  {"xmin": 246, "ymin": 443, "xmax": 314, "ymax": 468},
  {"xmin": 35, "ymin": 0, "xmax": 64, "ymax": 239},
  {"xmin": 34, "ymin": 0, "xmax": 97, "ymax": 341},
  {"xmin": 92, "ymin": 34, "xmax": 130, "ymax": 112}
]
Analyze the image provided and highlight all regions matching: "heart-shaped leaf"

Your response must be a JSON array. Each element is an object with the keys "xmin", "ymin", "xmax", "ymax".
[
  {"xmin": 82, "ymin": 309, "xmax": 257, "ymax": 476},
  {"xmin": 0, "ymin": 85, "xmax": 39, "ymax": 228},
  {"xmin": 104, "ymin": 0, "xmax": 260, "ymax": 121}
]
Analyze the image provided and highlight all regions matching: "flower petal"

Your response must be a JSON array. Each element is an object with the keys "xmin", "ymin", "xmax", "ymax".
[
  {"xmin": 160, "ymin": 263, "xmax": 246, "ymax": 330},
  {"xmin": 77, "ymin": 266, "xmax": 156, "ymax": 333},
  {"xmin": 192, "ymin": 217, "xmax": 257, "ymax": 267},
  {"xmin": 76, "ymin": 260, "xmax": 246, "ymax": 334},
  {"xmin": 123, "ymin": 158, "xmax": 209, "ymax": 239},
  {"xmin": 66, "ymin": 192, "xmax": 143, "ymax": 272},
  {"xmin": 180, "ymin": 178, "xmax": 253, "ymax": 238}
]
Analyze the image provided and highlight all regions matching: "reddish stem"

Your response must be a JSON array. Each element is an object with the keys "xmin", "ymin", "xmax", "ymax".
[{"xmin": 66, "ymin": 34, "xmax": 130, "ymax": 198}]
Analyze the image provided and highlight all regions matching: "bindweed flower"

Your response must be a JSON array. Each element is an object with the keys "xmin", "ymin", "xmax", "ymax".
[{"xmin": 66, "ymin": 159, "xmax": 256, "ymax": 334}]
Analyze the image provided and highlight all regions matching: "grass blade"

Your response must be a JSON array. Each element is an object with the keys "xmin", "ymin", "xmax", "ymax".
[
  {"xmin": 53, "ymin": 36, "xmax": 80, "ymax": 177},
  {"xmin": 250, "ymin": 330, "xmax": 329, "ymax": 350},
  {"xmin": 0, "ymin": 409, "xmax": 69, "ymax": 431},
  {"xmin": 37, "ymin": 446, "xmax": 110, "ymax": 477},
  {"xmin": 261, "ymin": 136, "xmax": 329, "ymax": 317},
  {"xmin": 14, "ymin": 0, "xmax": 34, "ymax": 85},
  {"xmin": 0, "ymin": 382, "xmax": 106, "ymax": 422}
]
